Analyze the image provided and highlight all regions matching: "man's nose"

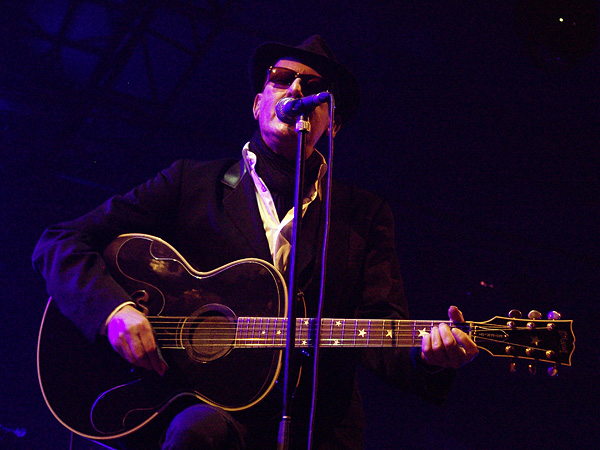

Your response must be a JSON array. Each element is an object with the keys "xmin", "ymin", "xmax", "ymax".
[{"xmin": 287, "ymin": 78, "xmax": 303, "ymax": 97}]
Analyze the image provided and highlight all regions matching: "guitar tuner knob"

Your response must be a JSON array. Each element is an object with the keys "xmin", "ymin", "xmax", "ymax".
[
  {"xmin": 528, "ymin": 310, "xmax": 542, "ymax": 320},
  {"xmin": 528, "ymin": 362, "xmax": 537, "ymax": 375},
  {"xmin": 508, "ymin": 309, "xmax": 522, "ymax": 319},
  {"xmin": 547, "ymin": 311, "xmax": 561, "ymax": 320},
  {"xmin": 509, "ymin": 360, "xmax": 517, "ymax": 373},
  {"xmin": 548, "ymin": 365, "xmax": 559, "ymax": 377}
]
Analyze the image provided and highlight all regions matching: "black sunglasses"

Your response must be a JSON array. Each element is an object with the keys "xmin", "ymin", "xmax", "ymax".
[{"xmin": 265, "ymin": 66, "xmax": 330, "ymax": 96}]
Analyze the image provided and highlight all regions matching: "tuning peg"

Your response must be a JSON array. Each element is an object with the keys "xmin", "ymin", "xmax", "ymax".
[
  {"xmin": 547, "ymin": 311, "xmax": 561, "ymax": 320},
  {"xmin": 509, "ymin": 360, "xmax": 517, "ymax": 373},
  {"xmin": 508, "ymin": 309, "xmax": 522, "ymax": 318},
  {"xmin": 528, "ymin": 310, "xmax": 542, "ymax": 320},
  {"xmin": 528, "ymin": 362, "xmax": 537, "ymax": 375},
  {"xmin": 548, "ymin": 365, "xmax": 559, "ymax": 377}
]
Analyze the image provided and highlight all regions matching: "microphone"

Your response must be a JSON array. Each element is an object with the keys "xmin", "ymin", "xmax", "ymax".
[{"xmin": 275, "ymin": 92, "xmax": 331, "ymax": 124}]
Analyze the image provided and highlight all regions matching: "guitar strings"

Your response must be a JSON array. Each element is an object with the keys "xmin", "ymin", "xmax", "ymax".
[{"xmin": 142, "ymin": 317, "xmax": 551, "ymax": 352}]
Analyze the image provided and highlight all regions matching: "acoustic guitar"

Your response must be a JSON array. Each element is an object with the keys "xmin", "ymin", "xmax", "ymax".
[{"xmin": 37, "ymin": 234, "xmax": 575, "ymax": 442}]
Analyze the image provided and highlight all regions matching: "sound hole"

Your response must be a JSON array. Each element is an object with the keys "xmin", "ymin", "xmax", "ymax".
[{"xmin": 183, "ymin": 303, "xmax": 236, "ymax": 363}]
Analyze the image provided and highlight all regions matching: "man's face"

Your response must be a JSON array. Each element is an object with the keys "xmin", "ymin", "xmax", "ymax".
[{"xmin": 253, "ymin": 59, "xmax": 338, "ymax": 160}]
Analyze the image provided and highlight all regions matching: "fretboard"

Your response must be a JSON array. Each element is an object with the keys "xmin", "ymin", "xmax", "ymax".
[{"xmin": 234, "ymin": 317, "xmax": 465, "ymax": 348}]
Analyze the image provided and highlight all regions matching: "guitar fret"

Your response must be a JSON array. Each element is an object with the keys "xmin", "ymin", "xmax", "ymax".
[
  {"xmin": 235, "ymin": 318, "xmax": 241, "ymax": 347},
  {"xmin": 237, "ymin": 317, "xmax": 245, "ymax": 348},
  {"xmin": 354, "ymin": 319, "xmax": 366, "ymax": 347},
  {"xmin": 249, "ymin": 317, "xmax": 255, "ymax": 346},
  {"xmin": 249, "ymin": 318, "xmax": 255, "ymax": 347},
  {"xmin": 248, "ymin": 318, "xmax": 255, "ymax": 347},
  {"xmin": 298, "ymin": 318, "xmax": 310, "ymax": 348},
  {"xmin": 259, "ymin": 317, "xmax": 265, "ymax": 347},
  {"xmin": 255, "ymin": 317, "xmax": 261, "ymax": 347},
  {"xmin": 252, "ymin": 317, "xmax": 258, "ymax": 347},
  {"xmin": 265, "ymin": 318, "xmax": 277, "ymax": 347},
  {"xmin": 328, "ymin": 319, "xmax": 334, "ymax": 346},
  {"xmin": 246, "ymin": 317, "xmax": 252, "ymax": 347},
  {"xmin": 386, "ymin": 320, "xmax": 392, "ymax": 347},
  {"xmin": 269, "ymin": 318, "xmax": 275, "ymax": 347},
  {"xmin": 332, "ymin": 319, "xmax": 339, "ymax": 347},
  {"xmin": 240, "ymin": 317, "xmax": 246, "ymax": 347},
  {"xmin": 307, "ymin": 318, "xmax": 314, "ymax": 347},
  {"xmin": 262, "ymin": 318, "xmax": 269, "ymax": 347},
  {"xmin": 297, "ymin": 318, "xmax": 303, "ymax": 347},
  {"xmin": 277, "ymin": 318, "xmax": 284, "ymax": 348},
  {"xmin": 334, "ymin": 319, "xmax": 343, "ymax": 346},
  {"xmin": 271, "ymin": 318, "xmax": 277, "ymax": 347},
  {"xmin": 255, "ymin": 317, "xmax": 262, "ymax": 348}
]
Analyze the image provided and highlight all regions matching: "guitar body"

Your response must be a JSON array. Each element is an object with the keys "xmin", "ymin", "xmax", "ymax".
[{"xmin": 37, "ymin": 234, "xmax": 288, "ymax": 440}]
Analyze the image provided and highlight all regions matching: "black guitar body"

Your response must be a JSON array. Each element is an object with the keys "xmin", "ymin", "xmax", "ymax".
[{"xmin": 37, "ymin": 234, "xmax": 288, "ymax": 440}]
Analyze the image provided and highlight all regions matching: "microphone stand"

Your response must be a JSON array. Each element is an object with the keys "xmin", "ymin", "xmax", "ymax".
[{"xmin": 277, "ymin": 113, "xmax": 311, "ymax": 450}]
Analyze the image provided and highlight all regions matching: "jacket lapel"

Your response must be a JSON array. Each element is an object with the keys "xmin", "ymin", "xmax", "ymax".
[
  {"xmin": 220, "ymin": 160, "xmax": 333, "ymax": 288},
  {"xmin": 222, "ymin": 164, "xmax": 272, "ymax": 262}
]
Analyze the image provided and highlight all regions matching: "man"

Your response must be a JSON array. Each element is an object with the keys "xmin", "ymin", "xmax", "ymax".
[{"xmin": 33, "ymin": 35, "xmax": 478, "ymax": 449}]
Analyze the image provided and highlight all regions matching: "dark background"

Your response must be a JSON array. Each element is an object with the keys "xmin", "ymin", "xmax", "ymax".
[{"xmin": 1, "ymin": 1, "xmax": 598, "ymax": 449}]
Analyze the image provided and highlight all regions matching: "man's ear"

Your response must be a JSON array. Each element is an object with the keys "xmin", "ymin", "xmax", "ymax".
[{"xmin": 252, "ymin": 93, "xmax": 262, "ymax": 120}]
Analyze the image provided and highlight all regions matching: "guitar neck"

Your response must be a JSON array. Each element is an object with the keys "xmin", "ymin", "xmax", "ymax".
[
  {"xmin": 234, "ymin": 317, "xmax": 457, "ymax": 349},
  {"xmin": 150, "ymin": 314, "xmax": 574, "ymax": 365}
]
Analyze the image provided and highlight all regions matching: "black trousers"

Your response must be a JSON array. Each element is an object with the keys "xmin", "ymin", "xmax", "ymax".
[{"xmin": 161, "ymin": 404, "xmax": 245, "ymax": 450}]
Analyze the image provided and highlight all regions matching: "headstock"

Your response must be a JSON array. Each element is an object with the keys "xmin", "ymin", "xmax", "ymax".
[{"xmin": 470, "ymin": 310, "xmax": 575, "ymax": 376}]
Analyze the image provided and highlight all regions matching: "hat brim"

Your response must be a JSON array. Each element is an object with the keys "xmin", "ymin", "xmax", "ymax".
[{"xmin": 250, "ymin": 42, "xmax": 360, "ymax": 122}]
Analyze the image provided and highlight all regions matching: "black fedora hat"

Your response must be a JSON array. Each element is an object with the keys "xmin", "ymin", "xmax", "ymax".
[{"xmin": 250, "ymin": 35, "xmax": 360, "ymax": 121}]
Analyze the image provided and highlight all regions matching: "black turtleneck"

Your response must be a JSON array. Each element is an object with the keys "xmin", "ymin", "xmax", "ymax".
[{"xmin": 249, "ymin": 130, "xmax": 322, "ymax": 221}]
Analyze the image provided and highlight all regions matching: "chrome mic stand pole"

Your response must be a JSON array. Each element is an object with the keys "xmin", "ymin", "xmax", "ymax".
[{"xmin": 277, "ymin": 113, "xmax": 310, "ymax": 450}]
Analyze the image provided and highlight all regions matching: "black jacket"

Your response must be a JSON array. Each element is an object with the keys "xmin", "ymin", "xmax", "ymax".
[{"xmin": 33, "ymin": 158, "xmax": 454, "ymax": 449}]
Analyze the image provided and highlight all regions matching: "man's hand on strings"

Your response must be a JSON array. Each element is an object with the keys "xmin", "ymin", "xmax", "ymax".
[
  {"xmin": 106, "ymin": 304, "xmax": 168, "ymax": 375},
  {"xmin": 420, "ymin": 305, "xmax": 479, "ymax": 369}
]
